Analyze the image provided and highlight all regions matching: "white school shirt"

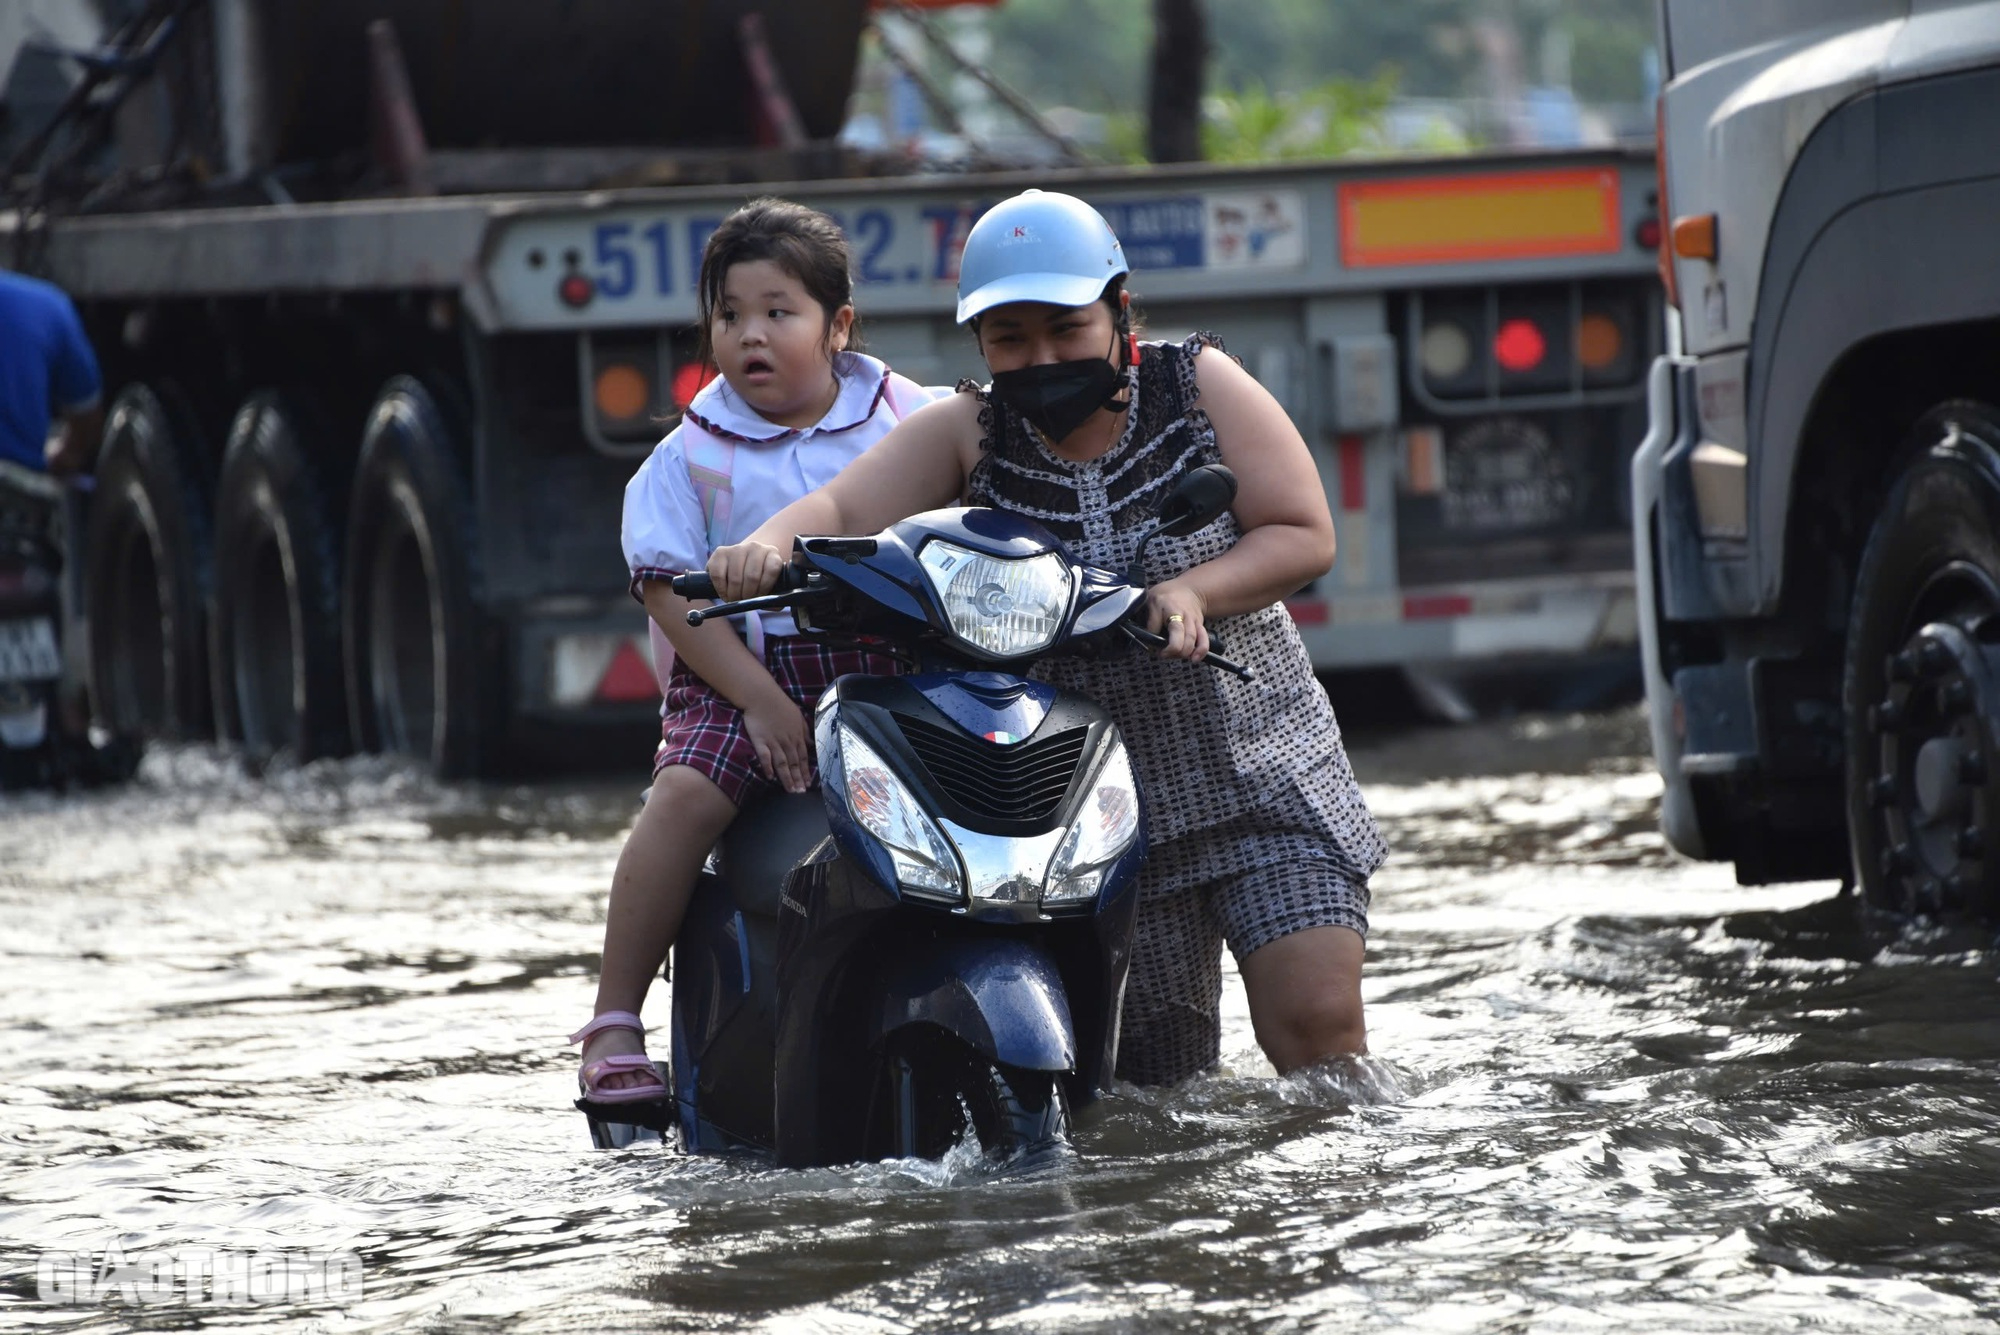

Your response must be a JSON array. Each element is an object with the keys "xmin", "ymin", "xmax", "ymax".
[{"xmin": 622, "ymin": 350, "xmax": 945, "ymax": 693}]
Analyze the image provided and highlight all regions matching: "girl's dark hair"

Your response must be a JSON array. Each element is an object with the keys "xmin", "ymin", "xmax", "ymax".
[{"xmin": 696, "ymin": 197, "xmax": 855, "ymax": 365}]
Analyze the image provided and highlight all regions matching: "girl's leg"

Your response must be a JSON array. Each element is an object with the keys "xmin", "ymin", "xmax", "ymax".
[
  {"xmin": 1238, "ymin": 925, "xmax": 1367, "ymax": 1073},
  {"xmin": 582, "ymin": 764, "xmax": 737, "ymax": 1091}
]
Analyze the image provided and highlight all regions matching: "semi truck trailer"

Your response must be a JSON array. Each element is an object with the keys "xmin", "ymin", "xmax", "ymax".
[{"xmin": 5, "ymin": 0, "xmax": 1663, "ymax": 776}]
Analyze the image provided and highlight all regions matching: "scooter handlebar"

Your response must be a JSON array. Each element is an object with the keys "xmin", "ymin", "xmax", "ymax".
[
  {"xmin": 1122, "ymin": 621, "xmax": 1254, "ymax": 681},
  {"xmin": 674, "ymin": 565, "xmax": 819, "ymax": 626},
  {"xmin": 670, "ymin": 565, "xmax": 812, "ymax": 601}
]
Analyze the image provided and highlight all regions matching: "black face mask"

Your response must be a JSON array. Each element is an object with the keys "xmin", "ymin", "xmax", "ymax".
[{"xmin": 988, "ymin": 334, "xmax": 1128, "ymax": 443}]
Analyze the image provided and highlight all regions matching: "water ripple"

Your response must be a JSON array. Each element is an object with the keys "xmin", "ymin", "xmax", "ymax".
[{"xmin": 4, "ymin": 715, "xmax": 2000, "ymax": 1331}]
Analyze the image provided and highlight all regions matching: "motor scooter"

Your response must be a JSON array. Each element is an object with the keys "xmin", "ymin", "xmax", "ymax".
[
  {"xmin": 0, "ymin": 459, "xmax": 137, "ymax": 790},
  {"xmin": 576, "ymin": 465, "xmax": 1247, "ymax": 1165}
]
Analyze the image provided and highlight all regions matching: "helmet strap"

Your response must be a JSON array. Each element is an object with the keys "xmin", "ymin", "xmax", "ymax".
[
  {"xmin": 1109, "ymin": 277, "xmax": 1139, "ymax": 371},
  {"xmin": 1101, "ymin": 326, "xmax": 1132, "ymax": 410}
]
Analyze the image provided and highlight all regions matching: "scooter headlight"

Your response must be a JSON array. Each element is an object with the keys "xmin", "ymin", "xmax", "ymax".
[
  {"xmin": 837, "ymin": 723, "xmax": 964, "ymax": 902},
  {"xmin": 1043, "ymin": 738, "xmax": 1141, "ymax": 904},
  {"xmin": 918, "ymin": 540, "xmax": 1071, "ymax": 658}
]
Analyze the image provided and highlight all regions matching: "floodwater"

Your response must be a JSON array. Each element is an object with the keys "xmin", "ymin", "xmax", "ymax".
[{"xmin": 5, "ymin": 705, "xmax": 2000, "ymax": 1333}]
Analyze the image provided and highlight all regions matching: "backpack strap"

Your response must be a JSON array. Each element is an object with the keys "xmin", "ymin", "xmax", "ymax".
[
  {"xmin": 881, "ymin": 371, "xmax": 943, "ymax": 424},
  {"xmin": 682, "ymin": 427, "xmax": 737, "ymax": 555},
  {"xmin": 650, "ymin": 422, "xmax": 764, "ymax": 696}
]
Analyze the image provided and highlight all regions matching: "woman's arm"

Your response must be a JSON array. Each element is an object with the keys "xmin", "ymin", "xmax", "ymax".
[
  {"xmin": 708, "ymin": 392, "xmax": 983, "ymax": 598},
  {"xmin": 1145, "ymin": 346, "xmax": 1337, "ymax": 658}
]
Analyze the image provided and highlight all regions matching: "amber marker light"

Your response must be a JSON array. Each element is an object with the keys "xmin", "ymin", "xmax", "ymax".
[
  {"xmin": 1672, "ymin": 213, "xmax": 1718, "ymax": 261},
  {"xmin": 1577, "ymin": 313, "xmax": 1623, "ymax": 371},
  {"xmin": 594, "ymin": 363, "xmax": 650, "ymax": 421}
]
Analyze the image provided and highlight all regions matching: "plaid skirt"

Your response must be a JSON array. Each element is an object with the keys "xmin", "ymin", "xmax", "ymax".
[{"xmin": 655, "ymin": 637, "xmax": 898, "ymax": 805}]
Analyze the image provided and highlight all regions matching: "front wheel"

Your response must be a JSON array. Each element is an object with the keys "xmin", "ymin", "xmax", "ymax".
[
  {"xmin": 882, "ymin": 1031, "xmax": 1070, "ymax": 1161},
  {"xmin": 1845, "ymin": 401, "xmax": 2000, "ymax": 919}
]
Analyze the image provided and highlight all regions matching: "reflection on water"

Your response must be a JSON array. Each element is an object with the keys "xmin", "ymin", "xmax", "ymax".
[{"xmin": 3, "ymin": 710, "xmax": 1999, "ymax": 1332}]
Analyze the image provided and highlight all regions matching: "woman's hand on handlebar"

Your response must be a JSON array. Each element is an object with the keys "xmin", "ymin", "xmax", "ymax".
[
  {"xmin": 1144, "ymin": 578, "xmax": 1210, "ymax": 662},
  {"xmin": 707, "ymin": 540, "xmax": 789, "ymax": 601}
]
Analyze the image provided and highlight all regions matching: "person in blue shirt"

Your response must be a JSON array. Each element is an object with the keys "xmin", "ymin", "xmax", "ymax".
[{"xmin": 0, "ymin": 269, "xmax": 103, "ymax": 475}]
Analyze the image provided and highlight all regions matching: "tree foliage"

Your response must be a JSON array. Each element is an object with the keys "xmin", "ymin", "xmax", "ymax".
[
  {"xmin": 1201, "ymin": 73, "xmax": 1400, "ymax": 163},
  {"xmin": 980, "ymin": 0, "xmax": 1657, "ymax": 155}
]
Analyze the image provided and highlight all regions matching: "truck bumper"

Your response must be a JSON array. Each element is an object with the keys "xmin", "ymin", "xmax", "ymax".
[
  {"xmin": 511, "ymin": 604, "xmax": 663, "ymax": 724},
  {"xmin": 1286, "ymin": 571, "xmax": 1636, "ymax": 670}
]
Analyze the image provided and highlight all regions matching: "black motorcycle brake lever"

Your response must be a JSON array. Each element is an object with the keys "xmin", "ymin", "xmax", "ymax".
[
  {"xmin": 674, "ymin": 566, "xmax": 821, "ymax": 625},
  {"xmin": 685, "ymin": 586, "xmax": 827, "ymax": 626},
  {"xmin": 1122, "ymin": 621, "xmax": 1254, "ymax": 681}
]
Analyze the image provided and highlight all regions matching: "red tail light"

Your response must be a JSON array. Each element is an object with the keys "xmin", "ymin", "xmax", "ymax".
[
  {"xmin": 671, "ymin": 361, "xmax": 718, "ymax": 409},
  {"xmin": 1494, "ymin": 319, "xmax": 1548, "ymax": 372}
]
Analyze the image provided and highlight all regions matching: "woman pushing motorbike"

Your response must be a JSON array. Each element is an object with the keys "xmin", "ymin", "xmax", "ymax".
[{"xmin": 705, "ymin": 189, "xmax": 1387, "ymax": 1086}]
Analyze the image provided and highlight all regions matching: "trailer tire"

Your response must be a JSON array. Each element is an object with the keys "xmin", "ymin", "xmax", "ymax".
[
  {"xmin": 343, "ymin": 377, "xmax": 488, "ymax": 778},
  {"xmin": 1845, "ymin": 400, "xmax": 2000, "ymax": 920},
  {"xmin": 82, "ymin": 384, "xmax": 213, "ymax": 741},
  {"xmin": 210, "ymin": 391, "xmax": 349, "ymax": 763}
]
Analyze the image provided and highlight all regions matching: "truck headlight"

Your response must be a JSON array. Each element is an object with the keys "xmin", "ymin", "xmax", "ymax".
[
  {"xmin": 1042, "ymin": 740, "xmax": 1141, "ymax": 904},
  {"xmin": 918, "ymin": 540, "xmax": 1070, "ymax": 658},
  {"xmin": 837, "ymin": 723, "xmax": 964, "ymax": 902}
]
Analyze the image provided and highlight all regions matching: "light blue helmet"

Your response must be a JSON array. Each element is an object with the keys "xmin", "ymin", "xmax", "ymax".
[{"xmin": 954, "ymin": 189, "xmax": 1128, "ymax": 325}]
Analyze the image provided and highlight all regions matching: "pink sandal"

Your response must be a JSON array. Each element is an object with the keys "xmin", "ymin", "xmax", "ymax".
[{"xmin": 568, "ymin": 1010, "xmax": 670, "ymax": 1105}]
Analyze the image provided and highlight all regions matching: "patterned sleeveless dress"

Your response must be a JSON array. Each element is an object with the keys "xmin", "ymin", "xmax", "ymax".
[{"xmin": 962, "ymin": 333, "xmax": 1388, "ymax": 1085}]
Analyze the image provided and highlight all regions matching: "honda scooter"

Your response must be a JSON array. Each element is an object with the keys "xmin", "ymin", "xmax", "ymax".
[{"xmin": 576, "ymin": 466, "xmax": 1247, "ymax": 1166}]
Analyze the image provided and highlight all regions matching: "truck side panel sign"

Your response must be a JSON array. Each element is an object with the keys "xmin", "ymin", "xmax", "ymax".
[{"xmin": 488, "ymin": 188, "xmax": 1307, "ymax": 329}]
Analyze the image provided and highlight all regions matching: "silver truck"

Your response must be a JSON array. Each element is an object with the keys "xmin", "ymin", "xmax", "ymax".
[
  {"xmin": 6, "ymin": 1, "xmax": 1662, "ymax": 776},
  {"xmin": 1636, "ymin": 0, "xmax": 2000, "ymax": 910}
]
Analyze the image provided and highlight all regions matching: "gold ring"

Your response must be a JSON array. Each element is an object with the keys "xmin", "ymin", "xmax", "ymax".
[{"xmin": 1167, "ymin": 614, "xmax": 1185, "ymax": 624}]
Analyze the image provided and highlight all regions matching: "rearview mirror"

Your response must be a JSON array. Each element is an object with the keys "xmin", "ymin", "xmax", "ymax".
[
  {"xmin": 1128, "ymin": 464, "xmax": 1238, "ymax": 583},
  {"xmin": 1154, "ymin": 463, "xmax": 1238, "ymax": 537}
]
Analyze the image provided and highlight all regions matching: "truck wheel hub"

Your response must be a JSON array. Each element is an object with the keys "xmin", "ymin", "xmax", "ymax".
[
  {"xmin": 1870, "ymin": 621, "xmax": 1998, "ymax": 907},
  {"xmin": 1913, "ymin": 736, "xmax": 1969, "ymax": 823}
]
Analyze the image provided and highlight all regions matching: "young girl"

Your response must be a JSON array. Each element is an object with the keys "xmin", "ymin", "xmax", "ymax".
[{"xmin": 571, "ymin": 198, "xmax": 937, "ymax": 1101}]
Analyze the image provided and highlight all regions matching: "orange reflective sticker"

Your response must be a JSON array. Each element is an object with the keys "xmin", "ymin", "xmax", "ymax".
[{"xmin": 1338, "ymin": 169, "xmax": 1622, "ymax": 268}]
